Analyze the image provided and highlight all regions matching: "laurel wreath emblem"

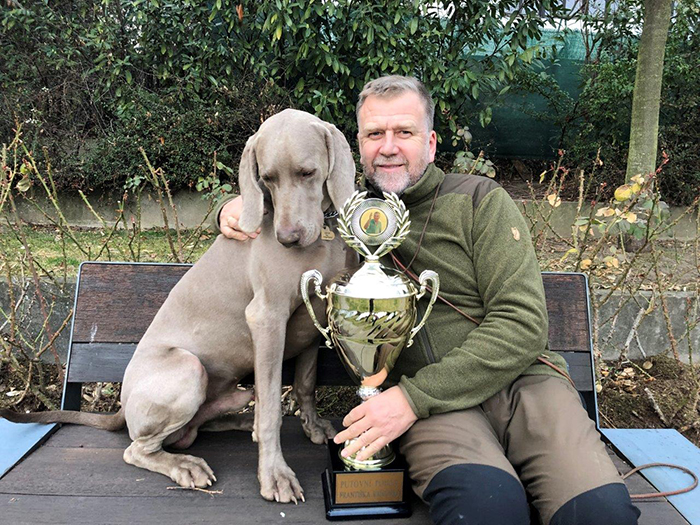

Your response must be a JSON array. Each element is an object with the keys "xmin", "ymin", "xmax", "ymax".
[{"xmin": 337, "ymin": 190, "xmax": 410, "ymax": 261}]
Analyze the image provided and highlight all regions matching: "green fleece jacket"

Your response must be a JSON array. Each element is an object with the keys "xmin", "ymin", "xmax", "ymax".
[{"xmin": 369, "ymin": 164, "xmax": 569, "ymax": 419}]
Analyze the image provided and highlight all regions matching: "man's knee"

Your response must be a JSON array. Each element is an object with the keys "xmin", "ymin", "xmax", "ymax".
[
  {"xmin": 422, "ymin": 464, "xmax": 530, "ymax": 525},
  {"xmin": 549, "ymin": 483, "xmax": 640, "ymax": 525}
]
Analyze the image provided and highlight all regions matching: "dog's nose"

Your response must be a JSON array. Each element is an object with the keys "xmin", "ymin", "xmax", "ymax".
[{"xmin": 277, "ymin": 228, "xmax": 302, "ymax": 247}]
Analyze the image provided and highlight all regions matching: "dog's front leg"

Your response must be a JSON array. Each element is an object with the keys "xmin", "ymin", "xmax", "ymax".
[
  {"xmin": 246, "ymin": 298, "xmax": 304, "ymax": 504},
  {"xmin": 294, "ymin": 345, "xmax": 337, "ymax": 444}
]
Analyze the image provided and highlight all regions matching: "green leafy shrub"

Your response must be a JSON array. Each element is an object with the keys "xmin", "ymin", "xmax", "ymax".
[
  {"xmin": 1, "ymin": 0, "xmax": 563, "ymax": 191},
  {"xmin": 78, "ymin": 84, "xmax": 284, "ymax": 192}
]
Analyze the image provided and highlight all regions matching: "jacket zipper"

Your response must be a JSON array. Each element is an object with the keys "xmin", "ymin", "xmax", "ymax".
[{"xmin": 415, "ymin": 299, "xmax": 436, "ymax": 364}]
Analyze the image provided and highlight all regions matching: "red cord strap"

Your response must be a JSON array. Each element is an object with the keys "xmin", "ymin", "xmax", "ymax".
[{"xmin": 623, "ymin": 462, "xmax": 698, "ymax": 500}]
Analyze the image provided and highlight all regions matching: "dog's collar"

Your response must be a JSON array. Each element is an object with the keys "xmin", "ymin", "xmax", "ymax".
[{"xmin": 323, "ymin": 208, "xmax": 338, "ymax": 228}]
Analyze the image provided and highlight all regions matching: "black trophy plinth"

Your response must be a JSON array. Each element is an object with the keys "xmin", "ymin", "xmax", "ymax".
[{"xmin": 321, "ymin": 439, "xmax": 412, "ymax": 521}]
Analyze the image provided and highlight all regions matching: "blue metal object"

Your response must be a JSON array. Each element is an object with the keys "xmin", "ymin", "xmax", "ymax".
[
  {"xmin": 602, "ymin": 428, "xmax": 700, "ymax": 525},
  {"xmin": 0, "ymin": 419, "xmax": 57, "ymax": 478}
]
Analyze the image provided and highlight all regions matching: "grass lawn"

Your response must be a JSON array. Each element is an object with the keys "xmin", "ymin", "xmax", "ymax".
[{"xmin": 0, "ymin": 225, "xmax": 217, "ymax": 277}]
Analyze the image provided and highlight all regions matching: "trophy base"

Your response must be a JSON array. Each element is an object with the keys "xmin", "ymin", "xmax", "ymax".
[{"xmin": 322, "ymin": 440, "xmax": 412, "ymax": 521}]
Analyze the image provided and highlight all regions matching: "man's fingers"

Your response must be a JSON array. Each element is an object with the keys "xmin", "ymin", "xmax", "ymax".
[
  {"xmin": 334, "ymin": 416, "xmax": 370, "ymax": 445},
  {"xmin": 354, "ymin": 435, "xmax": 390, "ymax": 462},
  {"xmin": 341, "ymin": 404, "xmax": 366, "ymax": 428},
  {"xmin": 340, "ymin": 429, "xmax": 383, "ymax": 459},
  {"xmin": 220, "ymin": 225, "xmax": 249, "ymax": 241},
  {"xmin": 221, "ymin": 217, "xmax": 259, "ymax": 240}
]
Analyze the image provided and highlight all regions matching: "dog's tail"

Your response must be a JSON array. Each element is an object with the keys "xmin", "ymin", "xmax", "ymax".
[{"xmin": 0, "ymin": 407, "xmax": 126, "ymax": 431}]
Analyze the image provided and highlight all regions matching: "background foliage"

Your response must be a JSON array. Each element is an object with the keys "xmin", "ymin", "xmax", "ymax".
[
  {"xmin": 1, "ymin": 0, "xmax": 698, "ymax": 204},
  {"xmin": 1, "ymin": 0, "xmax": 560, "ymax": 192}
]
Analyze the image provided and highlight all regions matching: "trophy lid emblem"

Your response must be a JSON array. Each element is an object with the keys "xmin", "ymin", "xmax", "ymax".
[{"xmin": 338, "ymin": 191, "xmax": 409, "ymax": 262}]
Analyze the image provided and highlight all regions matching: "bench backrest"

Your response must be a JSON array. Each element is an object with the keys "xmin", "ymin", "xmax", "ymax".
[{"xmin": 62, "ymin": 263, "xmax": 598, "ymax": 425}]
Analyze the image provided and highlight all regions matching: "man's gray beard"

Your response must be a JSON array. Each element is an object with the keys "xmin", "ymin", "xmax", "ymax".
[{"xmin": 363, "ymin": 158, "xmax": 430, "ymax": 196}]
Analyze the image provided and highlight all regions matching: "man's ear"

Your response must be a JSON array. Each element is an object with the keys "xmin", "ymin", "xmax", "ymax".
[
  {"xmin": 237, "ymin": 134, "xmax": 264, "ymax": 233},
  {"xmin": 315, "ymin": 122, "xmax": 356, "ymax": 211}
]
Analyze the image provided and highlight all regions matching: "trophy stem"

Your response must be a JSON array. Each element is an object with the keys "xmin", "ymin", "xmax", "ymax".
[{"xmin": 358, "ymin": 385, "xmax": 381, "ymax": 401}]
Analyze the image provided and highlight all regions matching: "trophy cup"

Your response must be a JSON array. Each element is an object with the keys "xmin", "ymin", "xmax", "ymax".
[{"xmin": 301, "ymin": 191, "xmax": 439, "ymax": 520}]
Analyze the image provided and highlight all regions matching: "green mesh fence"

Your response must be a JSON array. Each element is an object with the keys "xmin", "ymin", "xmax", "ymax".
[{"xmin": 474, "ymin": 29, "xmax": 589, "ymax": 160}]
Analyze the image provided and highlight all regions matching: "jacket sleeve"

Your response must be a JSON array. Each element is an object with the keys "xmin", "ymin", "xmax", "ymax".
[
  {"xmin": 210, "ymin": 194, "xmax": 238, "ymax": 231},
  {"xmin": 398, "ymin": 188, "xmax": 549, "ymax": 418}
]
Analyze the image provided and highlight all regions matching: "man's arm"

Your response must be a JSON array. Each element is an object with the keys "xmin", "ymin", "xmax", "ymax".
[{"xmin": 214, "ymin": 195, "xmax": 259, "ymax": 241}]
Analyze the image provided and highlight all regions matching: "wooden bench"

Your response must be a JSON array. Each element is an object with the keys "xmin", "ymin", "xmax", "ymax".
[{"xmin": 0, "ymin": 262, "xmax": 692, "ymax": 524}]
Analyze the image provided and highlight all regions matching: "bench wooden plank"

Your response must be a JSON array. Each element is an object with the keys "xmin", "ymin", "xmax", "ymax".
[
  {"xmin": 70, "ymin": 264, "xmax": 593, "ymax": 352},
  {"xmin": 71, "ymin": 263, "xmax": 191, "ymax": 344},
  {"xmin": 65, "ymin": 345, "xmax": 594, "ymax": 392},
  {"xmin": 541, "ymin": 272, "xmax": 592, "ymax": 353}
]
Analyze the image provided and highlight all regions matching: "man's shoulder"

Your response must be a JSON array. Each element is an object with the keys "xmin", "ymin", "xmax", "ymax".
[{"xmin": 439, "ymin": 172, "xmax": 502, "ymax": 209}]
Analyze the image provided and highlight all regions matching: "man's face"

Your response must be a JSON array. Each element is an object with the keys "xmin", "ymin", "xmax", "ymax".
[{"xmin": 357, "ymin": 91, "xmax": 437, "ymax": 195}]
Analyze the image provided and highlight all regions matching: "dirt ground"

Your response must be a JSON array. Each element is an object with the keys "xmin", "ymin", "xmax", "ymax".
[
  {"xmin": 598, "ymin": 355, "xmax": 700, "ymax": 446},
  {"xmin": 2, "ymin": 355, "xmax": 698, "ymax": 447}
]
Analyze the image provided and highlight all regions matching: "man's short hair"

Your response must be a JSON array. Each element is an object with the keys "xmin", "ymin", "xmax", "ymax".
[{"xmin": 356, "ymin": 75, "xmax": 435, "ymax": 131}]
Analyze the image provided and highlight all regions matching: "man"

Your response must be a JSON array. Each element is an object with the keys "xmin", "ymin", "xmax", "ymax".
[{"xmin": 217, "ymin": 76, "xmax": 640, "ymax": 525}]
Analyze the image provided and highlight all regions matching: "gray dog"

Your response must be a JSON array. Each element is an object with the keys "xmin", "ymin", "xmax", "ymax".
[{"xmin": 1, "ymin": 109, "xmax": 356, "ymax": 504}]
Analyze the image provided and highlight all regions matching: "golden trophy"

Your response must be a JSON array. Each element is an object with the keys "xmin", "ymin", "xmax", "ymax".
[{"xmin": 301, "ymin": 191, "xmax": 439, "ymax": 520}]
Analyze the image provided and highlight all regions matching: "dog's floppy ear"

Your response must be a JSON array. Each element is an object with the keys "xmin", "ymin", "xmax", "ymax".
[
  {"xmin": 317, "ymin": 122, "xmax": 356, "ymax": 211},
  {"xmin": 237, "ymin": 134, "xmax": 264, "ymax": 233}
]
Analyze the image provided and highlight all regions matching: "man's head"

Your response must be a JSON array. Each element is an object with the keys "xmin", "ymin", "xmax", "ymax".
[{"xmin": 356, "ymin": 76, "xmax": 437, "ymax": 195}]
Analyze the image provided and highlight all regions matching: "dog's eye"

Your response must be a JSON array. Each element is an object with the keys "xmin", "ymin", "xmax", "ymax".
[{"xmin": 299, "ymin": 170, "xmax": 315, "ymax": 178}]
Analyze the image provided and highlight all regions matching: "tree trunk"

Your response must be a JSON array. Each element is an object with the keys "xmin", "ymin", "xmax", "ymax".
[{"xmin": 625, "ymin": 0, "xmax": 673, "ymax": 181}]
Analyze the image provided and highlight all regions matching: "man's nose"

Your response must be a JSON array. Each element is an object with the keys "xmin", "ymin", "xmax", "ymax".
[{"xmin": 378, "ymin": 132, "xmax": 399, "ymax": 156}]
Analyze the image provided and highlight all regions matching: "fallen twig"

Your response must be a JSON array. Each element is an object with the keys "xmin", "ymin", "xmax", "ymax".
[
  {"xmin": 166, "ymin": 486, "xmax": 223, "ymax": 496},
  {"xmin": 644, "ymin": 387, "xmax": 670, "ymax": 426}
]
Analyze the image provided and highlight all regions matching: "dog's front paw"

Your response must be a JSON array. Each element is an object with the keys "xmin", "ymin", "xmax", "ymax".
[
  {"xmin": 301, "ymin": 415, "xmax": 337, "ymax": 445},
  {"xmin": 259, "ymin": 462, "xmax": 305, "ymax": 504},
  {"xmin": 170, "ymin": 454, "xmax": 216, "ymax": 489}
]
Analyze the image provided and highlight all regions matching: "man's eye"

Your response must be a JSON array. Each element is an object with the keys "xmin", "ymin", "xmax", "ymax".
[
  {"xmin": 368, "ymin": 132, "xmax": 382, "ymax": 138},
  {"xmin": 398, "ymin": 130, "xmax": 412, "ymax": 136}
]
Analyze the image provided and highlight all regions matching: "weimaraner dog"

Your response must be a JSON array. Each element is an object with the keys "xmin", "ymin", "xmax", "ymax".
[{"xmin": 0, "ymin": 109, "xmax": 356, "ymax": 503}]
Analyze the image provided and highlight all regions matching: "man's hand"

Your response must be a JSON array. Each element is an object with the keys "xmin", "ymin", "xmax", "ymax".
[
  {"xmin": 333, "ymin": 386, "xmax": 417, "ymax": 462},
  {"xmin": 219, "ymin": 196, "xmax": 260, "ymax": 240}
]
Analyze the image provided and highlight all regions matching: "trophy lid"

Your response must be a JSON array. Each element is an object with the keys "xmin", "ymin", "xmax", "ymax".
[{"xmin": 329, "ymin": 261, "xmax": 415, "ymax": 300}]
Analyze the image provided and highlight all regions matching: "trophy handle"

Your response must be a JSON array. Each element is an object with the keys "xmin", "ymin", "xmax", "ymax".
[
  {"xmin": 407, "ymin": 270, "xmax": 440, "ymax": 348},
  {"xmin": 300, "ymin": 270, "xmax": 333, "ymax": 348}
]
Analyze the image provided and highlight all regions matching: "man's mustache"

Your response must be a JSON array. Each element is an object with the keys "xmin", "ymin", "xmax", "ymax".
[{"xmin": 373, "ymin": 155, "xmax": 407, "ymax": 167}]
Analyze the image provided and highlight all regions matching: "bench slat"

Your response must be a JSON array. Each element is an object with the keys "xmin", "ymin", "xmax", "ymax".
[
  {"xmin": 541, "ymin": 273, "xmax": 591, "ymax": 353},
  {"xmin": 72, "ymin": 263, "xmax": 191, "ymax": 344},
  {"xmin": 71, "ymin": 264, "xmax": 593, "ymax": 353}
]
